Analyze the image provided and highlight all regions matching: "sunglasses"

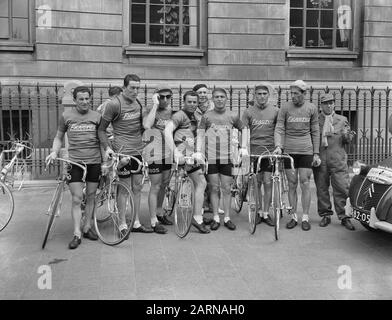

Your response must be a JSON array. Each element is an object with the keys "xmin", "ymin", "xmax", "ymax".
[{"xmin": 159, "ymin": 94, "xmax": 172, "ymax": 100}]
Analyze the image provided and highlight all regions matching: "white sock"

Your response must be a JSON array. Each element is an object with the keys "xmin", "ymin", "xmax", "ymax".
[
  {"xmin": 302, "ymin": 214, "xmax": 309, "ymax": 222},
  {"xmin": 133, "ymin": 220, "xmax": 141, "ymax": 229},
  {"xmin": 151, "ymin": 217, "xmax": 158, "ymax": 227},
  {"xmin": 291, "ymin": 213, "xmax": 298, "ymax": 222},
  {"xmin": 224, "ymin": 216, "xmax": 230, "ymax": 223},
  {"xmin": 193, "ymin": 215, "xmax": 203, "ymax": 224},
  {"xmin": 119, "ymin": 223, "xmax": 128, "ymax": 231},
  {"xmin": 263, "ymin": 212, "xmax": 269, "ymax": 219},
  {"xmin": 214, "ymin": 215, "xmax": 220, "ymax": 223},
  {"xmin": 74, "ymin": 232, "xmax": 81, "ymax": 238}
]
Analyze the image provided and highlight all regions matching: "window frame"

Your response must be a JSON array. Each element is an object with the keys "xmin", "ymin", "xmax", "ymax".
[
  {"xmin": 0, "ymin": 0, "xmax": 34, "ymax": 52},
  {"xmin": 286, "ymin": 0, "xmax": 360, "ymax": 60},
  {"xmin": 123, "ymin": 0, "xmax": 206, "ymax": 58}
]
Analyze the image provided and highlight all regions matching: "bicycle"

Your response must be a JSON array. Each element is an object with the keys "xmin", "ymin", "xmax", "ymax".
[
  {"xmin": 168, "ymin": 155, "xmax": 207, "ymax": 238},
  {"xmin": 0, "ymin": 141, "xmax": 33, "ymax": 233},
  {"xmin": 256, "ymin": 154, "xmax": 294, "ymax": 240},
  {"xmin": 42, "ymin": 158, "xmax": 87, "ymax": 249},
  {"xmin": 93, "ymin": 152, "xmax": 144, "ymax": 245}
]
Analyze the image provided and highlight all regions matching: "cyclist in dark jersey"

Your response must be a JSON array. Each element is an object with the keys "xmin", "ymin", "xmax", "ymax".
[
  {"xmin": 242, "ymin": 83, "xmax": 278, "ymax": 227},
  {"xmin": 142, "ymin": 85, "xmax": 174, "ymax": 234},
  {"xmin": 98, "ymin": 74, "xmax": 154, "ymax": 236},
  {"xmin": 274, "ymin": 80, "xmax": 321, "ymax": 231},
  {"xmin": 46, "ymin": 86, "xmax": 102, "ymax": 249},
  {"xmin": 164, "ymin": 90, "xmax": 210, "ymax": 234},
  {"xmin": 197, "ymin": 88, "xmax": 247, "ymax": 231}
]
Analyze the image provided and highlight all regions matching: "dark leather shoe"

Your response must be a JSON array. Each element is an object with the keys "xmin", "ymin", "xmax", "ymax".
[
  {"xmin": 120, "ymin": 228, "xmax": 130, "ymax": 240},
  {"xmin": 261, "ymin": 215, "xmax": 275, "ymax": 227},
  {"xmin": 83, "ymin": 228, "xmax": 98, "ymax": 241},
  {"xmin": 210, "ymin": 220, "xmax": 220, "ymax": 231},
  {"xmin": 68, "ymin": 236, "xmax": 81, "ymax": 249},
  {"xmin": 203, "ymin": 217, "xmax": 213, "ymax": 225},
  {"xmin": 256, "ymin": 214, "xmax": 263, "ymax": 225},
  {"xmin": 286, "ymin": 219, "xmax": 298, "ymax": 229},
  {"xmin": 224, "ymin": 220, "xmax": 236, "ymax": 231},
  {"xmin": 319, "ymin": 216, "xmax": 331, "ymax": 227},
  {"xmin": 132, "ymin": 225, "xmax": 154, "ymax": 233},
  {"xmin": 153, "ymin": 223, "xmax": 167, "ymax": 234},
  {"xmin": 192, "ymin": 219, "xmax": 210, "ymax": 234},
  {"xmin": 301, "ymin": 220, "xmax": 311, "ymax": 231},
  {"xmin": 341, "ymin": 218, "xmax": 355, "ymax": 231},
  {"xmin": 157, "ymin": 215, "xmax": 173, "ymax": 226}
]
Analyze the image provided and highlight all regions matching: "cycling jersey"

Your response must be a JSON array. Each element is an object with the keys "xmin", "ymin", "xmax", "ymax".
[
  {"xmin": 274, "ymin": 101, "xmax": 320, "ymax": 155},
  {"xmin": 59, "ymin": 108, "xmax": 101, "ymax": 164},
  {"xmin": 170, "ymin": 110, "xmax": 198, "ymax": 155}
]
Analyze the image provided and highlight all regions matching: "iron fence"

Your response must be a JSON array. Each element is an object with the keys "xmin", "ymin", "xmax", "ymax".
[{"xmin": 0, "ymin": 82, "xmax": 391, "ymax": 179}]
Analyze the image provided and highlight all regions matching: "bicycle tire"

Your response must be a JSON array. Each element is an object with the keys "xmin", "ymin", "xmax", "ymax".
[
  {"xmin": 94, "ymin": 177, "xmax": 112, "ymax": 223},
  {"xmin": 94, "ymin": 180, "xmax": 135, "ymax": 246},
  {"xmin": 173, "ymin": 176, "xmax": 194, "ymax": 238},
  {"xmin": 0, "ymin": 181, "xmax": 14, "ymax": 232},
  {"xmin": 163, "ymin": 173, "xmax": 177, "ymax": 217},
  {"xmin": 42, "ymin": 182, "xmax": 64, "ymax": 249},
  {"xmin": 272, "ymin": 180, "xmax": 281, "ymax": 241},
  {"xmin": 247, "ymin": 175, "xmax": 259, "ymax": 234},
  {"xmin": 232, "ymin": 164, "xmax": 248, "ymax": 214}
]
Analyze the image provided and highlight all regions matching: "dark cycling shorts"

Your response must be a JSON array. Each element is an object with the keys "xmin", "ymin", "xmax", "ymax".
[
  {"xmin": 148, "ymin": 159, "xmax": 172, "ymax": 175},
  {"xmin": 118, "ymin": 155, "xmax": 143, "ymax": 178},
  {"xmin": 251, "ymin": 157, "xmax": 273, "ymax": 173},
  {"xmin": 284, "ymin": 154, "xmax": 313, "ymax": 169},
  {"xmin": 68, "ymin": 163, "xmax": 101, "ymax": 183},
  {"xmin": 208, "ymin": 160, "xmax": 233, "ymax": 177}
]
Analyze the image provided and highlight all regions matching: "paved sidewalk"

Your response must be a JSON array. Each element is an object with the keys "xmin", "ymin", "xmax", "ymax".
[{"xmin": 1, "ymin": 182, "xmax": 392, "ymax": 300}]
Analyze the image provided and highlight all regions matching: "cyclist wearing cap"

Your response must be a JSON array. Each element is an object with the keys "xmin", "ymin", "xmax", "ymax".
[
  {"xmin": 197, "ymin": 88, "xmax": 247, "ymax": 231},
  {"xmin": 242, "ymin": 82, "xmax": 278, "ymax": 227},
  {"xmin": 142, "ymin": 85, "xmax": 175, "ymax": 234},
  {"xmin": 313, "ymin": 93, "xmax": 355, "ymax": 231},
  {"xmin": 98, "ymin": 74, "xmax": 153, "ymax": 235},
  {"xmin": 164, "ymin": 90, "xmax": 210, "ymax": 234},
  {"xmin": 274, "ymin": 80, "xmax": 320, "ymax": 231},
  {"xmin": 193, "ymin": 84, "xmax": 215, "ymax": 126},
  {"xmin": 46, "ymin": 86, "xmax": 101, "ymax": 249}
]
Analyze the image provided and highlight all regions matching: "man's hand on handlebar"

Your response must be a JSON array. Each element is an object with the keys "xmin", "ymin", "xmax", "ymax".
[
  {"xmin": 174, "ymin": 148, "xmax": 185, "ymax": 165},
  {"xmin": 273, "ymin": 146, "xmax": 282, "ymax": 155},
  {"xmin": 45, "ymin": 151, "xmax": 58, "ymax": 165}
]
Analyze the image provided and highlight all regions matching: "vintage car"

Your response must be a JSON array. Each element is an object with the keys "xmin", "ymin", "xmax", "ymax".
[{"xmin": 347, "ymin": 157, "xmax": 392, "ymax": 233}]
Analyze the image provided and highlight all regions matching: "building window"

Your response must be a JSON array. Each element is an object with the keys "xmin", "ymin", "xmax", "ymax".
[
  {"xmin": 289, "ymin": 0, "xmax": 352, "ymax": 49},
  {"xmin": 0, "ymin": 0, "xmax": 31, "ymax": 42},
  {"xmin": 130, "ymin": 0, "xmax": 199, "ymax": 47}
]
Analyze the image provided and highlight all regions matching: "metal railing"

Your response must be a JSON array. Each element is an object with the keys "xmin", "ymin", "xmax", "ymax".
[{"xmin": 1, "ymin": 82, "xmax": 391, "ymax": 179}]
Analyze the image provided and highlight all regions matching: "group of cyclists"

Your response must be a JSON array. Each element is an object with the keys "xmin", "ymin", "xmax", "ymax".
[{"xmin": 46, "ymin": 74, "xmax": 356, "ymax": 250}]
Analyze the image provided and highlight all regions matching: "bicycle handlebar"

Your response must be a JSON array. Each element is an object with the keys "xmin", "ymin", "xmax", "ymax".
[
  {"xmin": 46, "ymin": 158, "xmax": 87, "ymax": 182},
  {"xmin": 175, "ymin": 154, "xmax": 208, "ymax": 174},
  {"xmin": 106, "ymin": 153, "xmax": 143, "ymax": 174},
  {"xmin": 255, "ymin": 154, "xmax": 295, "ymax": 172}
]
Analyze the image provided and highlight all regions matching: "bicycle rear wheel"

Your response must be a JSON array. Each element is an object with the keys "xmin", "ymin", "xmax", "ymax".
[
  {"xmin": 173, "ymin": 177, "xmax": 194, "ymax": 238},
  {"xmin": 94, "ymin": 180, "xmax": 135, "ymax": 246},
  {"xmin": 247, "ymin": 175, "xmax": 259, "ymax": 234},
  {"xmin": 0, "ymin": 181, "xmax": 14, "ymax": 232},
  {"xmin": 94, "ymin": 176, "xmax": 112, "ymax": 223},
  {"xmin": 42, "ymin": 182, "xmax": 64, "ymax": 249},
  {"xmin": 271, "ymin": 180, "xmax": 281, "ymax": 241},
  {"xmin": 232, "ymin": 164, "xmax": 248, "ymax": 214}
]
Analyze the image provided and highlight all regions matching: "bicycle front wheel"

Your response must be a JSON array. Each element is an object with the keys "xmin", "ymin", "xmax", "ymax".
[
  {"xmin": 42, "ymin": 182, "xmax": 65, "ymax": 249},
  {"xmin": 272, "ymin": 180, "xmax": 281, "ymax": 241},
  {"xmin": 94, "ymin": 180, "xmax": 135, "ymax": 246},
  {"xmin": 163, "ymin": 173, "xmax": 177, "ymax": 217},
  {"xmin": 247, "ymin": 175, "xmax": 259, "ymax": 234},
  {"xmin": 173, "ymin": 177, "xmax": 194, "ymax": 238},
  {"xmin": 232, "ymin": 164, "xmax": 248, "ymax": 214},
  {"xmin": 0, "ymin": 181, "xmax": 14, "ymax": 232}
]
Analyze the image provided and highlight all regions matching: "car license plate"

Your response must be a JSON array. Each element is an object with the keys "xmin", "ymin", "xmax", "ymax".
[{"xmin": 352, "ymin": 208, "xmax": 370, "ymax": 224}]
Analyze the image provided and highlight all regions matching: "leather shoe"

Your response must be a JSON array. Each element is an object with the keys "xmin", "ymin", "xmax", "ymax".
[
  {"xmin": 260, "ymin": 215, "xmax": 275, "ymax": 227},
  {"xmin": 157, "ymin": 215, "xmax": 173, "ymax": 226},
  {"xmin": 68, "ymin": 236, "xmax": 81, "ymax": 249},
  {"xmin": 319, "ymin": 216, "xmax": 331, "ymax": 227},
  {"xmin": 203, "ymin": 217, "xmax": 213, "ymax": 225},
  {"xmin": 301, "ymin": 220, "xmax": 311, "ymax": 231},
  {"xmin": 192, "ymin": 219, "xmax": 210, "ymax": 234},
  {"xmin": 286, "ymin": 219, "xmax": 298, "ymax": 229},
  {"xmin": 120, "ymin": 228, "xmax": 130, "ymax": 240},
  {"xmin": 83, "ymin": 228, "xmax": 98, "ymax": 241},
  {"xmin": 132, "ymin": 225, "xmax": 154, "ymax": 233},
  {"xmin": 256, "ymin": 214, "xmax": 263, "ymax": 225},
  {"xmin": 210, "ymin": 220, "xmax": 220, "ymax": 231},
  {"xmin": 153, "ymin": 223, "xmax": 167, "ymax": 234},
  {"xmin": 224, "ymin": 220, "xmax": 236, "ymax": 231},
  {"xmin": 341, "ymin": 218, "xmax": 355, "ymax": 231}
]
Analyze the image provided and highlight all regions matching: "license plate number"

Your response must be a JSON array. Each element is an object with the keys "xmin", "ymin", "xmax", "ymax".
[{"xmin": 352, "ymin": 208, "xmax": 370, "ymax": 224}]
